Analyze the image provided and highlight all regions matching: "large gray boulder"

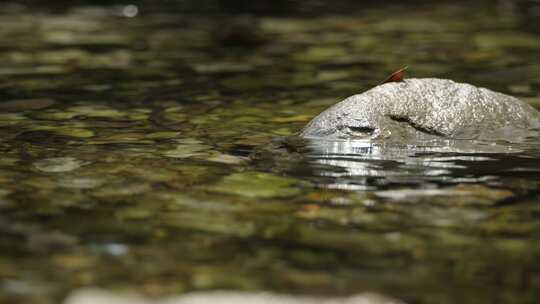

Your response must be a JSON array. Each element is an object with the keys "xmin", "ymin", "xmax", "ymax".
[{"xmin": 301, "ymin": 78, "xmax": 540, "ymax": 142}]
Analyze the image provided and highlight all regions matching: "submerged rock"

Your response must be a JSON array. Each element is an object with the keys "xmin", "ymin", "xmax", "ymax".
[
  {"xmin": 301, "ymin": 78, "xmax": 540, "ymax": 142},
  {"xmin": 209, "ymin": 171, "xmax": 306, "ymax": 198},
  {"xmin": 33, "ymin": 157, "xmax": 90, "ymax": 173},
  {"xmin": 64, "ymin": 288, "xmax": 405, "ymax": 304}
]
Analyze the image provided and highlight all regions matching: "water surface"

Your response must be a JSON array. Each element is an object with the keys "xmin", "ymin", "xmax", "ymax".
[{"xmin": 1, "ymin": 1, "xmax": 540, "ymax": 303}]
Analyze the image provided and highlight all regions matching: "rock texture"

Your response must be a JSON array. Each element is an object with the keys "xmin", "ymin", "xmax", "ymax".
[
  {"xmin": 301, "ymin": 78, "xmax": 540, "ymax": 142},
  {"xmin": 63, "ymin": 289, "xmax": 405, "ymax": 304}
]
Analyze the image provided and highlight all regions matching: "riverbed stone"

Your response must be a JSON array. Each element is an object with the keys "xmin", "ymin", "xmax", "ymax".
[
  {"xmin": 33, "ymin": 157, "xmax": 90, "ymax": 173},
  {"xmin": 64, "ymin": 288, "xmax": 405, "ymax": 304}
]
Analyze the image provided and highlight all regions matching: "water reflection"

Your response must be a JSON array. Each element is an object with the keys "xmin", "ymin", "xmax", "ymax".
[
  {"xmin": 1, "ymin": 1, "xmax": 540, "ymax": 303},
  {"xmin": 305, "ymin": 138, "xmax": 540, "ymax": 190}
]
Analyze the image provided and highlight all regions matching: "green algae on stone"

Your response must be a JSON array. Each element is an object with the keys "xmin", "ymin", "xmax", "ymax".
[
  {"xmin": 164, "ymin": 212, "xmax": 256, "ymax": 237},
  {"xmin": 145, "ymin": 131, "xmax": 181, "ymax": 140},
  {"xmin": 0, "ymin": 156, "xmax": 19, "ymax": 167},
  {"xmin": 116, "ymin": 208, "xmax": 153, "ymax": 221},
  {"xmin": 91, "ymin": 181, "xmax": 152, "ymax": 198},
  {"xmin": 270, "ymin": 114, "xmax": 313, "ymax": 123},
  {"xmin": 33, "ymin": 157, "xmax": 90, "ymax": 173},
  {"xmin": 210, "ymin": 171, "xmax": 307, "ymax": 198},
  {"xmin": 23, "ymin": 176, "xmax": 61, "ymax": 190},
  {"xmin": 0, "ymin": 99, "xmax": 55, "ymax": 112},
  {"xmin": 163, "ymin": 193, "xmax": 242, "ymax": 212},
  {"xmin": 57, "ymin": 176, "xmax": 105, "ymax": 189},
  {"xmin": 31, "ymin": 110, "xmax": 79, "ymax": 121},
  {"xmin": 193, "ymin": 62, "xmax": 253, "ymax": 74},
  {"xmin": 67, "ymin": 105, "xmax": 125, "ymax": 118},
  {"xmin": 87, "ymin": 132, "xmax": 153, "ymax": 145},
  {"xmin": 120, "ymin": 166, "xmax": 179, "ymax": 183},
  {"xmin": 48, "ymin": 50, "xmax": 132, "ymax": 69},
  {"xmin": 0, "ymin": 113, "xmax": 28, "ymax": 126},
  {"xmin": 31, "ymin": 105, "xmax": 150, "ymax": 122},
  {"xmin": 160, "ymin": 111, "xmax": 188, "ymax": 125},
  {"xmin": 33, "ymin": 126, "xmax": 95, "ymax": 138},
  {"xmin": 162, "ymin": 139, "xmax": 212, "ymax": 159},
  {"xmin": 206, "ymin": 152, "xmax": 246, "ymax": 165},
  {"xmin": 271, "ymin": 127, "xmax": 294, "ymax": 136}
]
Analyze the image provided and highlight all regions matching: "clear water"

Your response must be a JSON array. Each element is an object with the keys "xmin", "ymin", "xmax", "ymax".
[{"xmin": 1, "ymin": 1, "xmax": 540, "ymax": 303}]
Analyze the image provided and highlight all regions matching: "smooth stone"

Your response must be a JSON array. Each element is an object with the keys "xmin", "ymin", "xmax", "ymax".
[
  {"xmin": 210, "ymin": 171, "xmax": 304, "ymax": 199},
  {"xmin": 64, "ymin": 288, "xmax": 405, "ymax": 304},
  {"xmin": 301, "ymin": 78, "xmax": 540, "ymax": 142},
  {"xmin": 0, "ymin": 98, "xmax": 55, "ymax": 112},
  {"xmin": 33, "ymin": 157, "xmax": 89, "ymax": 173}
]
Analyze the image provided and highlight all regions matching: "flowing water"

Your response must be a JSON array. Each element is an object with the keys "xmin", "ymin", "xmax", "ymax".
[{"xmin": 1, "ymin": 1, "xmax": 540, "ymax": 303}]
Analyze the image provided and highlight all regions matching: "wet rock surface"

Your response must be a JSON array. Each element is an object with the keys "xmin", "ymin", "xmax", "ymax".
[{"xmin": 301, "ymin": 78, "xmax": 540, "ymax": 142}]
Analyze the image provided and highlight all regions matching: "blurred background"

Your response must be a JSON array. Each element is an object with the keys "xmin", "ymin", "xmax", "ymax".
[{"xmin": 1, "ymin": 1, "xmax": 540, "ymax": 304}]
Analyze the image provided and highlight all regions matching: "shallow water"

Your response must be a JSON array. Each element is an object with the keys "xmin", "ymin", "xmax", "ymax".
[{"xmin": 1, "ymin": 1, "xmax": 540, "ymax": 303}]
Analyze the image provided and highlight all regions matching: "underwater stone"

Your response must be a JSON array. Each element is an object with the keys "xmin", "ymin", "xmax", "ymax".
[
  {"xmin": 33, "ymin": 157, "xmax": 90, "ymax": 173},
  {"xmin": 301, "ymin": 78, "xmax": 540, "ymax": 142},
  {"xmin": 64, "ymin": 288, "xmax": 405, "ymax": 304},
  {"xmin": 210, "ymin": 171, "xmax": 305, "ymax": 198}
]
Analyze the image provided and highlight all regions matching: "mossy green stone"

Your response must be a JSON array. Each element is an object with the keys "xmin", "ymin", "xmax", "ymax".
[{"xmin": 211, "ymin": 171, "xmax": 305, "ymax": 198}]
